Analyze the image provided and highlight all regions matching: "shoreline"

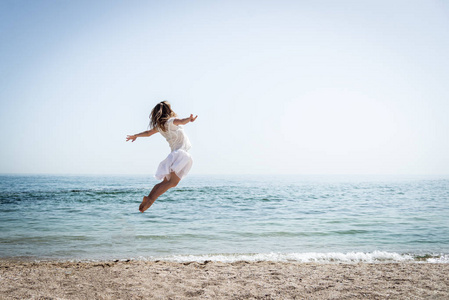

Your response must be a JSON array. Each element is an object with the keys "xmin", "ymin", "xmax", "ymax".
[
  {"xmin": 1, "ymin": 260, "xmax": 448, "ymax": 299},
  {"xmin": 1, "ymin": 250, "xmax": 447, "ymax": 264}
]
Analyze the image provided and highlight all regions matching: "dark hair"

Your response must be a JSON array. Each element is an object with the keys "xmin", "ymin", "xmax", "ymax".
[{"xmin": 149, "ymin": 101, "xmax": 177, "ymax": 132}]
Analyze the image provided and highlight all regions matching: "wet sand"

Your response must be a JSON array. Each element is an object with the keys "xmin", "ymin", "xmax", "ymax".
[{"xmin": 1, "ymin": 260, "xmax": 448, "ymax": 299}]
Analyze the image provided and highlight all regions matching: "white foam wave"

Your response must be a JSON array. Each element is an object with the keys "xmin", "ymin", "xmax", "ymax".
[
  {"xmin": 427, "ymin": 255, "xmax": 449, "ymax": 263},
  {"xmin": 143, "ymin": 251, "xmax": 417, "ymax": 263}
]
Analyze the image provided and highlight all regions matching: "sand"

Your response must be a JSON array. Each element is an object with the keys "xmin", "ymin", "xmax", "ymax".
[{"xmin": 1, "ymin": 260, "xmax": 448, "ymax": 299}]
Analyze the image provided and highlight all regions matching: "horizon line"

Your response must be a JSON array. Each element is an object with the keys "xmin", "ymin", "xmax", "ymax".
[{"xmin": 1, "ymin": 173, "xmax": 449, "ymax": 177}]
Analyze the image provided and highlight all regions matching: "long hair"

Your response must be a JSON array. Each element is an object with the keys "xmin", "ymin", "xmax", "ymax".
[{"xmin": 149, "ymin": 101, "xmax": 177, "ymax": 132}]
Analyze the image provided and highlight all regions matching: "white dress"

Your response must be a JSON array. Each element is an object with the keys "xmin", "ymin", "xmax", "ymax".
[{"xmin": 155, "ymin": 117, "xmax": 193, "ymax": 181}]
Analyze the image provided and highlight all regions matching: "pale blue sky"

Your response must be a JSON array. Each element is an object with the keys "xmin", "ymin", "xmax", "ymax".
[{"xmin": 1, "ymin": 0, "xmax": 448, "ymax": 175}]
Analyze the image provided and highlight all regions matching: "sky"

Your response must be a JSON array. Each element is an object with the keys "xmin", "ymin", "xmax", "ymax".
[{"xmin": 0, "ymin": 0, "xmax": 448, "ymax": 175}]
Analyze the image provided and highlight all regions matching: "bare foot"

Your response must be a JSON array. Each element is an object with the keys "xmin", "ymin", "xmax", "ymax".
[{"xmin": 139, "ymin": 196, "xmax": 153, "ymax": 213}]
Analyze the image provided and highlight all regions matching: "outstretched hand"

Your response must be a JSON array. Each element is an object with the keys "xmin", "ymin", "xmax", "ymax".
[
  {"xmin": 126, "ymin": 135, "xmax": 137, "ymax": 142},
  {"xmin": 190, "ymin": 114, "xmax": 198, "ymax": 122}
]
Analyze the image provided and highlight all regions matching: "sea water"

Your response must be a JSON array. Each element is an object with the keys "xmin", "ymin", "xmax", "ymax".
[{"xmin": 0, "ymin": 174, "xmax": 448, "ymax": 263}]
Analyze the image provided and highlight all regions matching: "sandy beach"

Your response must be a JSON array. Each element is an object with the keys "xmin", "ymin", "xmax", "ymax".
[{"xmin": 1, "ymin": 260, "xmax": 448, "ymax": 299}]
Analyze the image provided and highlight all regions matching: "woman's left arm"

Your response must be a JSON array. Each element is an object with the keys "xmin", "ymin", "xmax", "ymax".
[
  {"xmin": 126, "ymin": 128, "xmax": 158, "ymax": 142},
  {"xmin": 174, "ymin": 114, "xmax": 198, "ymax": 126}
]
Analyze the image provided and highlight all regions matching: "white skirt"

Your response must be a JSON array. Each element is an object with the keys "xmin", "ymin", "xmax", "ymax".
[{"xmin": 155, "ymin": 149, "xmax": 193, "ymax": 181}]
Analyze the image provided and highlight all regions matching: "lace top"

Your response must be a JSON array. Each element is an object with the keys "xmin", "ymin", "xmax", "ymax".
[{"xmin": 157, "ymin": 118, "xmax": 192, "ymax": 152}]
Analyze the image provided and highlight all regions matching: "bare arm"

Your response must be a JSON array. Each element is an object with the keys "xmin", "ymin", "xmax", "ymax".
[
  {"xmin": 173, "ymin": 114, "xmax": 198, "ymax": 126},
  {"xmin": 126, "ymin": 128, "xmax": 158, "ymax": 142}
]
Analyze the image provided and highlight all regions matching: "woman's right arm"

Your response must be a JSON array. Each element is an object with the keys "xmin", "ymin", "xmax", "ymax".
[
  {"xmin": 126, "ymin": 128, "xmax": 158, "ymax": 142},
  {"xmin": 173, "ymin": 114, "xmax": 198, "ymax": 126}
]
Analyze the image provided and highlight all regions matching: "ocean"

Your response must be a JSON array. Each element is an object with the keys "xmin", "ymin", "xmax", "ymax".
[{"xmin": 0, "ymin": 174, "xmax": 448, "ymax": 263}]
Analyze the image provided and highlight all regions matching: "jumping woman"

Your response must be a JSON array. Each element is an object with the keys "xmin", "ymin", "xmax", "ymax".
[{"xmin": 126, "ymin": 101, "xmax": 197, "ymax": 212}]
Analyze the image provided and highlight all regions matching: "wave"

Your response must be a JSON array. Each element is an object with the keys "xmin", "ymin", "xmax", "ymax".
[
  {"xmin": 0, "ymin": 188, "xmax": 140, "ymax": 203},
  {"xmin": 139, "ymin": 251, "xmax": 449, "ymax": 264}
]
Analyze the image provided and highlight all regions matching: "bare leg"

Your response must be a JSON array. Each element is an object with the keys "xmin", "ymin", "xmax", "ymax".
[{"xmin": 139, "ymin": 172, "xmax": 181, "ymax": 213}]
